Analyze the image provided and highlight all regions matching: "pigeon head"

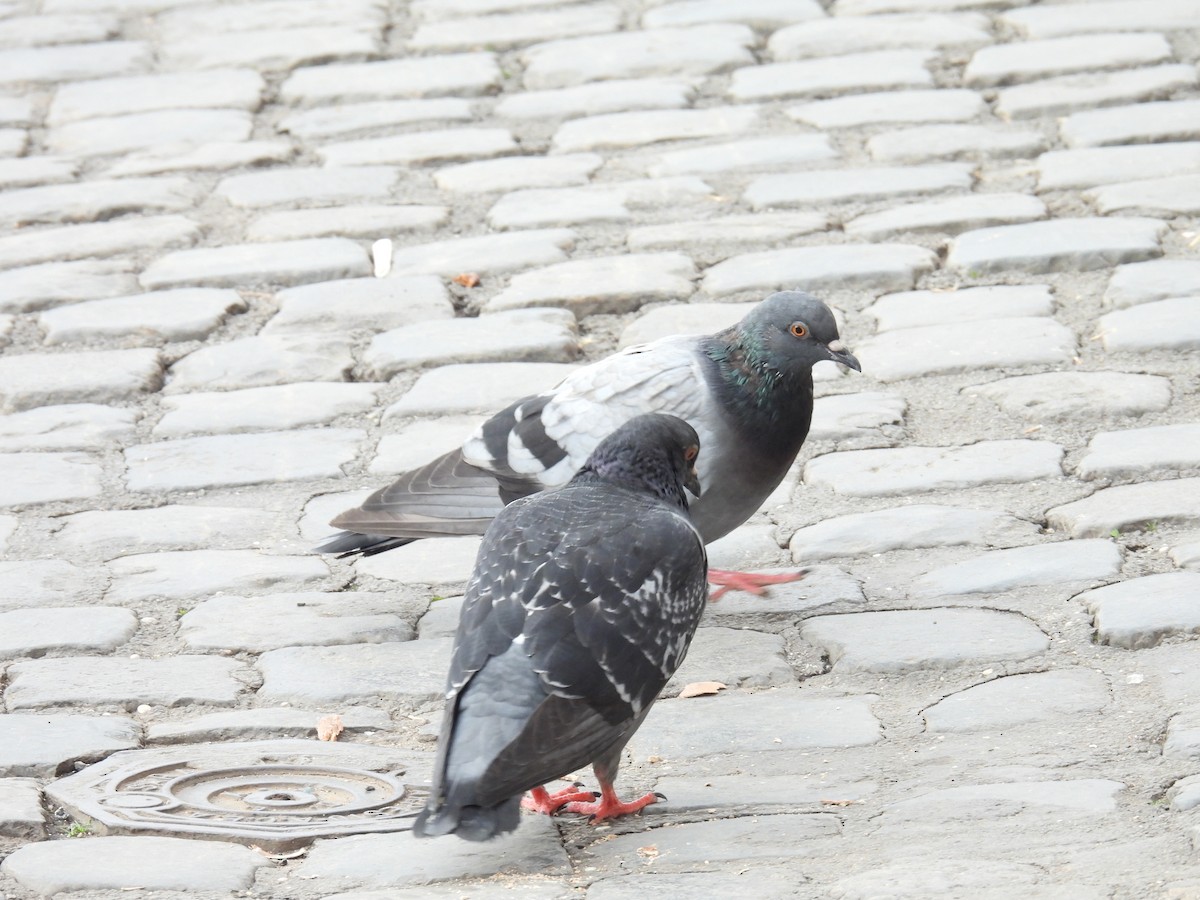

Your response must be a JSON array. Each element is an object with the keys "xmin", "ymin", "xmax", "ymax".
[
  {"xmin": 577, "ymin": 413, "xmax": 701, "ymax": 509},
  {"xmin": 737, "ymin": 290, "xmax": 861, "ymax": 375}
]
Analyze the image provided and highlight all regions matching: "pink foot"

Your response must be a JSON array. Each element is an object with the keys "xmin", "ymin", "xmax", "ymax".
[
  {"xmin": 563, "ymin": 783, "xmax": 662, "ymax": 821},
  {"xmin": 707, "ymin": 567, "xmax": 809, "ymax": 602},
  {"xmin": 522, "ymin": 784, "xmax": 598, "ymax": 815}
]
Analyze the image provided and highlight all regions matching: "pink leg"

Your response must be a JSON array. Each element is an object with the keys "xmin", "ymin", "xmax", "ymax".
[
  {"xmin": 563, "ymin": 779, "xmax": 662, "ymax": 821},
  {"xmin": 707, "ymin": 567, "xmax": 809, "ymax": 602},
  {"xmin": 521, "ymin": 784, "xmax": 598, "ymax": 814}
]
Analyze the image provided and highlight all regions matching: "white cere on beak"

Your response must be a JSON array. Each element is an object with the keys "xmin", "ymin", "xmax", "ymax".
[{"xmin": 828, "ymin": 339, "xmax": 846, "ymax": 353}]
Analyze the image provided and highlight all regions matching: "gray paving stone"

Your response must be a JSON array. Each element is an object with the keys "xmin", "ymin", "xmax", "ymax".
[
  {"xmin": 0, "ymin": 778, "xmax": 44, "ymax": 838},
  {"xmin": 160, "ymin": 25, "xmax": 379, "ymax": 71},
  {"xmin": 644, "ymin": 0, "xmax": 823, "ymax": 28},
  {"xmin": 486, "ymin": 253, "xmax": 697, "ymax": 316},
  {"xmin": 354, "ymin": 536, "xmax": 483, "ymax": 587},
  {"xmin": 702, "ymin": 244, "xmax": 936, "ymax": 296},
  {"xmin": 385, "ymin": 362, "xmax": 577, "ymax": 418},
  {"xmin": 923, "ymin": 669, "xmax": 1110, "ymax": 733},
  {"xmin": 810, "ymin": 391, "xmax": 906, "ymax": 441},
  {"xmin": 140, "ymin": 237, "xmax": 370, "ymax": 290},
  {"xmin": 645, "ymin": 134, "xmax": 837, "ymax": 177},
  {"xmin": 280, "ymin": 98, "xmax": 472, "ymax": 140},
  {"xmin": 487, "ymin": 177, "xmax": 712, "ymax": 229},
  {"xmin": 0, "ymin": 607, "xmax": 137, "ymax": 658},
  {"xmin": 1037, "ymin": 143, "xmax": 1200, "ymax": 190},
  {"xmin": 4, "ymin": 656, "xmax": 247, "ymax": 709},
  {"xmin": 910, "ymin": 539, "xmax": 1122, "ymax": 598},
  {"xmin": 152, "ymin": 0, "xmax": 387, "ymax": 36},
  {"xmin": 1078, "ymin": 424, "xmax": 1200, "ymax": 480},
  {"xmin": 125, "ymin": 429, "xmax": 363, "ymax": 492},
  {"xmin": 411, "ymin": 0, "xmax": 568, "ymax": 16},
  {"xmin": 947, "ymin": 217, "xmax": 1165, "ymax": 275},
  {"xmin": 700, "ymin": 522, "xmax": 782, "ymax": 574},
  {"xmin": 0, "ymin": 836, "xmax": 267, "ymax": 895},
  {"xmin": 522, "ymin": 24, "xmax": 754, "ymax": 89},
  {"xmin": 790, "ymin": 504, "xmax": 1037, "ymax": 564},
  {"xmin": 855, "ymin": 316, "xmax": 1075, "ymax": 381},
  {"xmin": 0, "ymin": 126, "xmax": 26, "ymax": 155},
  {"xmin": 666, "ymin": 626, "xmax": 793, "ymax": 695},
  {"xmin": 0, "ymin": 95, "xmax": 32, "ymax": 124},
  {"xmin": 745, "ymin": 163, "xmax": 972, "ymax": 208},
  {"xmin": 966, "ymin": 371, "xmax": 1172, "ymax": 421},
  {"xmin": 616, "ymin": 301, "xmax": 764, "ymax": 347},
  {"xmin": 434, "ymin": 154, "xmax": 601, "ymax": 193},
  {"xmin": 1082, "ymin": 573, "xmax": 1200, "ymax": 650},
  {"xmin": 52, "ymin": 505, "xmax": 280, "ymax": 558},
  {"xmin": 0, "ymin": 514, "xmax": 14, "ymax": 552},
  {"xmin": 281, "ymin": 52, "xmax": 500, "ymax": 104},
  {"xmin": 391, "ymin": 228, "xmax": 574, "ymax": 277},
  {"xmin": 0, "ymin": 714, "xmax": 139, "ymax": 777},
  {"xmin": 1105, "ymin": 259, "xmax": 1200, "ymax": 308},
  {"xmin": 1087, "ymin": 174, "xmax": 1200, "ymax": 215},
  {"xmin": 166, "ymin": 333, "xmax": 354, "ymax": 390},
  {"xmin": 867, "ymin": 285, "xmax": 1053, "ymax": 331},
  {"xmin": 1, "ymin": 177, "xmax": 199, "ymax": 228},
  {"xmin": 964, "ymin": 34, "xmax": 1172, "ymax": 87},
  {"xmin": 0, "ymin": 560, "xmax": 90, "ymax": 610},
  {"xmin": 317, "ymin": 127, "xmax": 516, "ymax": 167},
  {"xmin": 1048, "ymin": 478, "xmax": 1200, "ymax": 538},
  {"xmin": 258, "ymin": 639, "xmax": 452, "ymax": 704},
  {"xmin": 867, "ymin": 125, "xmax": 1044, "ymax": 162},
  {"xmin": 0, "ymin": 40, "xmax": 148, "ymax": 84},
  {"xmin": 106, "ymin": 550, "xmax": 329, "ymax": 603},
  {"xmin": 371, "ymin": 418, "xmax": 484, "ymax": 475},
  {"xmin": 1171, "ymin": 536, "xmax": 1200, "ymax": 571},
  {"xmin": 0, "ymin": 215, "xmax": 200, "ymax": 269},
  {"xmin": 416, "ymin": 594, "xmax": 465, "ymax": 639},
  {"xmin": 264, "ymin": 275, "xmax": 451, "ymax": 334},
  {"xmin": 0, "ymin": 347, "xmax": 161, "ymax": 412},
  {"xmin": 155, "ymin": 382, "xmax": 381, "ymax": 437},
  {"xmin": 216, "ymin": 166, "xmax": 397, "ymax": 208},
  {"xmin": 1169, "ymin": 774, "xmax": 1200, "ymax": 812},
  {"xmin": 0, "ymin": 452, "xmax": 101, "ymax": 507},
  {"xmin": 831, "ymin": 859, "xmax": 1085, "ymax": 900},
  {"xmin": 1003, "ymin": 0, "xmax": 1200, "ymax": 39},
  {"xmin": 553, "ymin": 105, "xmax": 759, "ymax": 153},
  {"xmin": 1099, "ymin": 298, "xmax": 1200, "ymax": 352},
  {"xmin": 47, "ymin": 68, "xmax": 264, "ymax": 123},
  {"xmin": 703, "ymin": 565, "xmax": 866, "ymax": 618},
  {"xmin": 627, "ymin": 211, "xmax": 828, "ymax": 251},
  {"xmin": 805, "ymin": 440, "xmax": 1064, "ymax": 497},
  {"xmin": 296, "ymin": 817, "xmax": 569, "ymax": 887},
  {"xmin": 0, "ymin": 404, "xmax": 136, "ymax": 451},
  {"xmin": 104, "ymin": 139, "xmax": 294, "ymax": 177},
  {"xmin": 846, "ymin": 193, "xmax": 1046, "ymax": 240},
  {"xmin": 788, "ymin": 88, "xmax": 984, "ymax": 129},
  {"xmin": 996, "ymin": 65, "xmax": 1198, "ymax": 120},
  {"xmin": 147, "ymin": 705, "xmax": 393, "ymax": 744},
  {"xmin": 180, "ymin": 592, "xmax": 412, "ymax": 652},
  {"xmin": 0, "ymin": 12, "xmax": 116, "ymax": 48},
  {"xmin": 1062, "ymin": 99, "xmax": 1200, "ymax": 148},
  {"xmin": 630, "ymin": 689, "xmax": 881, "ymax": 759},
  {"xmin": 0, "ymin": 155, "xmax": 79, "ymax": 190},
  {"xmin": 770, "ymin": 11, "xmax": 988, "ymax": 59},
  {"xmin": 494, "ymin": 77, "xmax": 696, "ymax": 119},
  {"xmin": 39, "ymin": 287, "xmax": 246, "ymax": 345},
  {"xmin": 730, "ymin": 50, "xmax": 934, "ymax": 101},
  {"xmin": 587, "ymin": 871, "xmax": 806, "ymax": 900},
  {"xmin": 802, "ymin": 608, "xmax": 1049, "ymax": 674},
  {"xmin": 247, "ymin": 205, "xmax": 447, "ymax": 242},
  {"xmin": 880, "ymin": 779, "xmax": 1123, "ymax": 824},
  {"xmin": 410, "ymin": 4, "xmax": 619, "ymax": 50},
  {"xmin": 47, "ymin": 108, "xmax": 253, "ymax": 157},
  {"xmin": 365, "ymin": 308, "xmax": 577, "ymax": 377},
  {"xmin": 1164, "ymin": 709, "xmax": 1200, "ymax": 760}
]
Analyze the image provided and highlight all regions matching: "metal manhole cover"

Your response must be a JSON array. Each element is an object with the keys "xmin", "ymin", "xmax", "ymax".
[{"xmin": 45, "ymin": 739, "xmax": 432, "ymax": 850}]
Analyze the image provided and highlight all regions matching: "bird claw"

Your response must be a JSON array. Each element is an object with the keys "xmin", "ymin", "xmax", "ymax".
[
  {"xmin": 707, "ymin": 567, "xmax": 809, "ymax": 602},
  {"xmin": 564, "ymin": 789, "xmax": 660, "ymax": 821},
  {"xmin": 522, "ymin": 785, "xmax": 598, "ymax": 815}
]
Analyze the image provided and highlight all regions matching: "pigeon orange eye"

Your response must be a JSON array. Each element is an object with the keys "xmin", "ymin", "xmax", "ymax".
[
  {"xmin": 789, "ymin": 323, "xmax": 808, "ymax": 338},
  {"xmin": 685, "ymin": 446, "xmax": 698, "ymax": 461}
]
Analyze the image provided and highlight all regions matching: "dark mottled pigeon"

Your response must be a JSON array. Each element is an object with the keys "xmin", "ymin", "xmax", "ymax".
[
  {"xmin": 412, "ymin": 414, "xmax": 709, "ymax": 840},
  {"xmin": 322, "ymin": 290, "xmax": 859, "ymax": 597}
]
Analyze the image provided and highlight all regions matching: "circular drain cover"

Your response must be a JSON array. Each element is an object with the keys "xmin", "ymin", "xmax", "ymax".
[{"xmin": 45, "ymin": 739, "xmax": 431, "ymax": 851}]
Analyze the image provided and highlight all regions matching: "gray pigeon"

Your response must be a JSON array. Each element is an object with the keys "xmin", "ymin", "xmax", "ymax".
[
  {"xmin": 322, "ymin": 290, "xmax": 859, "ymax": 597},
  {"xmin": 412, "ymin": 413, "xmax": 708, "ymax": 841}
]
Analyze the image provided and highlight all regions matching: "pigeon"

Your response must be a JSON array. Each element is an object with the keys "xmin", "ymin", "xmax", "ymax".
[
  {"xmin": 322, "ymin": 290, "xmax": 859, "ymax": 598},
  {"xmin": 412, "ymin": 413, "xmax": 709, "ymax": 841}
]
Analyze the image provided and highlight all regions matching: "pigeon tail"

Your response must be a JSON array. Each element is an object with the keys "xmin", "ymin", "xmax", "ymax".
[{"xmin": 411, "ymin": 795, "xmax": 521, "ymax": 841}]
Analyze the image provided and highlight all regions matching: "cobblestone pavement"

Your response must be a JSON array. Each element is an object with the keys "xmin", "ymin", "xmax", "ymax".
[{"xmin": 1, "ymin": 0, "xmax": 1200, "ymax": 897}]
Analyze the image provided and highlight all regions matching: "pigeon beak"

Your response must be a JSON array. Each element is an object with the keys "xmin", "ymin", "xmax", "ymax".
[
  {"xmin": 825, "ymin": 339, "xmax": 861, "ymax": 372},
  {"xmin": 685, "ymin": 467, "xmax": 701, "ymax": 498}
]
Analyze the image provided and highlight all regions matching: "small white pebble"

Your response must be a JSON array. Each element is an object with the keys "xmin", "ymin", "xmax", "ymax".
[
  {"xmin": 140, "ymin": 616, "xmax": 158, "ymax": 625},
  {"xmin": 136, "ymin": 704, "xmax": 153, "ymax": 715},
  {"xmin": 1126, "ymin": 673, "xmax": 1144, "ymax": 684},
  {"xmin": 372, "ymin": 238, "xmax": 393, "ymax": 277}
]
